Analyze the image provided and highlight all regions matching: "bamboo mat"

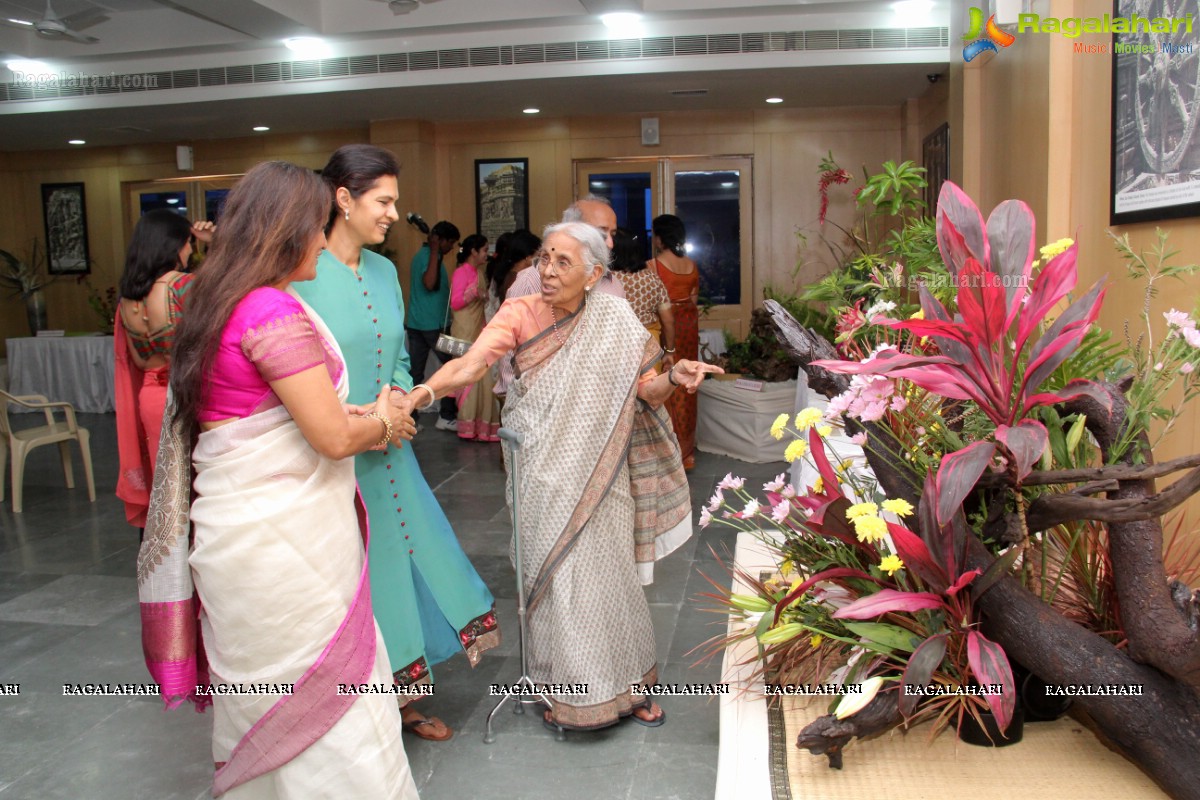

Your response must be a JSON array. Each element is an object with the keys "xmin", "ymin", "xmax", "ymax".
[{"xmin": 774, "ymin": 696, "xmax": 1167, "ymax": 800}]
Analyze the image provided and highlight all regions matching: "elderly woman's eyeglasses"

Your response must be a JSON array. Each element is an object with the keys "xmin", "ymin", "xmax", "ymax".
[{"xmin": 532, "ymin": 252, "xmax": 591, "ymax": 277}]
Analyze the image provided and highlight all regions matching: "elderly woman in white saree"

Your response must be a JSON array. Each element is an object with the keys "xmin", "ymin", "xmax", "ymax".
[
  {"xmin": 401, "ymin": 221, "xmax": 722, "ymax": 730},
  {"xmin": 137, "ymin": 161, "xmax": 420, "ymax": 798}
]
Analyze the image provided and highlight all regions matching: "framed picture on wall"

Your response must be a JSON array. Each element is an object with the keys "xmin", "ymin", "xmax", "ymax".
[
  {"xmin": 41, "ymin": 182, "xmax": 91, "ymax": 274},
  {"xmin": 475, "ymin": 159, "xmax": 529, "ymax": 245},
  {"xmin": 1110, "ymin": 0, "xmax": 1200, "ymax": 225}
]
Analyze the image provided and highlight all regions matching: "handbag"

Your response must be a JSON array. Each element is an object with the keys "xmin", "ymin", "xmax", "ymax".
[{"xmin": 434, "ymin": 266, "xmax": 473, "ymax": 357}]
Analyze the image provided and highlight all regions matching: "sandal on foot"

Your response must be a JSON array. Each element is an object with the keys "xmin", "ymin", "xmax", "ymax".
[
  {"xmin": 630, "ymin": 705, "xmax": 666, "ymax": 728},
  {"xmin": 402, "ymin": 714, "xmax": 454, "ymax": 741}
]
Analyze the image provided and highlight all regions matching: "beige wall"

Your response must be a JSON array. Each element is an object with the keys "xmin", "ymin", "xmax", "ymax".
[
  {"xmin": 2, "ymin": 100, "xmax": 944, "ymax": 351},
  {"xmin": 0, "ymin": 130, "xmax": 363, "ymax": 353}
]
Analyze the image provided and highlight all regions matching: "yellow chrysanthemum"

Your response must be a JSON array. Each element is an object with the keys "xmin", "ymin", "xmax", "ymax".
[
  {"xmin": 881, "ymin": 498, "xmax": 915, "ymax": 517},
  {"xmin": 794, "ymin": 407, "xmax": 824, "ymax": 431},
  {"xmin": 812, "ymin": 476, "xmax": 824, "ymax": 494},
  {"xmin": 784, "ymin": 439, "xmax": 808, "ymax": 463},
  {"xmin": 845, "ymin": 502, "xmax": 879, "ymax": 519},
  {"xmin": 1039, "ymin": 237, "xmax": 1075, "ymax": 260},
  {"xmin": 780, "ymin": 558, "xmax": 794, "ymax": 577},
  {"xmin": 853, "ymin": 515, "xmax": 888, "ymax": 543},
  {"xmin": 809, "ymin": 634, "xmax": 825, "ymax": 648},
  {"xmin": 770, "ymin": 412, "xmax": 789, "ymax": 441},
  {"xmin": 879, "ymin": 554, "xmax": 905, "ymax": 576},
  {"xmin": 910, "ymin": 309, "xmax": 925, "ymax": 320},
  {"xmin": 817, "ymin": 425, "xmax": 833, "ymax": 438}
]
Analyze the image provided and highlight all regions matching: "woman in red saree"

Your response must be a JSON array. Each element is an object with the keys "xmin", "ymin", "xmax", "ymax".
[
  {"xmin": 139, "ymin": 161, "xmax": 419, "ymax": 798},
  {"xmin": 650, "ymin": 214, "xmax": 701, "ymax": 470},
  {"xmin": 114, "ymin": 210, "xmax": 212, "ymax": 529},
  {"xmin": 401, "ymin": 221, "xmax": 722, "ymax": 731}
]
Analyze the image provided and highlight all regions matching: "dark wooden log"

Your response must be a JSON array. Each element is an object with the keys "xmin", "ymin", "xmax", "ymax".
[{"xmin": 795, "ymin": 690, "xmax": 902, "ymax": 769}]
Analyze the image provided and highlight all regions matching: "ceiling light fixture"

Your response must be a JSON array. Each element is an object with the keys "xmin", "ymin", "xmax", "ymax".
[
  {"xmin": 284, "ymin": 37, "xmax": 332, "ymax": 59},
  {"xmin": 6, "ymin": 58, "xmax": 51, "ymax": 73},
  {"xmin": 600, "ymin": 11, "xmax": 643, "ymax": 36},
  {"xmin": 68, "ymin": 139, "xmax": 85, "ymax": 145},
  {"xmin": 766, "ymin": 97, "xmax": 784, "ymax": 104},
  {"xmin": 523, "ymin": 108, "xmax": 540, "ymax": 115},
  {"xmin": 892, "ymin": 0, "xmax": 935, "ymax": 23},
  {"xmin": 253, "ymin": 126, "xmax": 270, "ymax": 132}
]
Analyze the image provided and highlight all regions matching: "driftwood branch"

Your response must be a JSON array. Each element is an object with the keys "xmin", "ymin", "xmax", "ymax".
[
  {"xmin": 795, "ymin": 690, "xmax": 902, "ymax": 770},
  {"xmin": 1022, "ymin": 465, "xmax": 1200, "ymax": 529},
  {"xmin": 976, "ymin": 452, "xmax": 1200, "ymax": 488}
]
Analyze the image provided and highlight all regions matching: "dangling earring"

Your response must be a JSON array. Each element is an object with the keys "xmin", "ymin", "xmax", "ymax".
[{"xmin": 344, "ymin": 208, "xmax": 350, "ymax": 221}]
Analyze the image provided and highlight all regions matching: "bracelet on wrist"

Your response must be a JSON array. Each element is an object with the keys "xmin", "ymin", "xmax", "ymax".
[
  {"xmin": 667, "ymin": 365, "xmax": 681, "ymax": 387},
  {"xmin": 413, "ymin": 383, "xmax": 437, "ymax": 410},
  {"xmin": 664, "ymin": 347, "xmax": 676, "ymax": 354},
  {"xmin": 364, "ymin": 411, "xmax": 393, "ymax": 448}
]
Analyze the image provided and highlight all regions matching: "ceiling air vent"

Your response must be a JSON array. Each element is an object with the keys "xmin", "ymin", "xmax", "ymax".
[
  {"xmin": 669, "ymin": 89, "xmax": 709, "ymax": 97},
  {"xmin": 0, "ymin": 26, "xmax": 950, "ymax": 104}
]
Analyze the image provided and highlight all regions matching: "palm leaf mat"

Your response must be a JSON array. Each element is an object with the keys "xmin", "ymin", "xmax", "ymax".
[{"xmin": 769, "ymin": 695, "xmax": 1167, "ymax": 799}]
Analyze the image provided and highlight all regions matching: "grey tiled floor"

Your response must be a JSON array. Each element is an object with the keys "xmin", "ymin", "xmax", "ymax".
[{"xmin": 0, "ymin": 410, "xmax": 783, "ymax": 799}]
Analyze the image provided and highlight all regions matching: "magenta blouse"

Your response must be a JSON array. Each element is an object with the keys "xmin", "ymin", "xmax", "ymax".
[{"xmin": 198, "ymin": 287, "xmax": 343, "ymax": 422}]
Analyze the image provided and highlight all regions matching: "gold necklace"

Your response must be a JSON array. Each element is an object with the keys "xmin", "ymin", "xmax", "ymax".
[{"xmin": 550, "ymin": 305, "xmax": 566, "ymax": 346}]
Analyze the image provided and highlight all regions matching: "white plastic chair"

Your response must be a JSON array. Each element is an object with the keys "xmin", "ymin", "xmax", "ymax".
[{"xmin": 0, "ymin": 390, "xmax": 96, "ymax": 513}]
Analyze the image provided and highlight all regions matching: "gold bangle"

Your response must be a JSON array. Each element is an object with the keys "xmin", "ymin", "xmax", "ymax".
[{"xmin": 364, "ymin": 412, "xmax": 392, "ymax": 447}]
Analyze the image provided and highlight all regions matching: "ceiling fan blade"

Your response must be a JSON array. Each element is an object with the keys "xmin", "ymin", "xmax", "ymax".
[
  {"xmin": 62, "ymin": 28, "xmax": 99, "ymax": 43},
  {"xmin": 61, "ymin": 8, "xmax": 110, "ymax": 31}
]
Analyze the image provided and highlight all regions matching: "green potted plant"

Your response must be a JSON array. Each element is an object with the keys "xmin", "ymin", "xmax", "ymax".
[{"xmin": 0, "ymin": 240, "xmax": 54, "ymax": 335}]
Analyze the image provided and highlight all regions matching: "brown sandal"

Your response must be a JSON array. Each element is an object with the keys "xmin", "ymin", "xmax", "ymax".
[{"xmin": 401, "ymin": 713, "xmax": 454, "ymax": 741}]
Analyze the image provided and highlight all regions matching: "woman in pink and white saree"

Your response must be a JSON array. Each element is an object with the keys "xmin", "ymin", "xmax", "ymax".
[{"xmin": 137, "ymin": 161, "xmax": 419, "ymax": 799}]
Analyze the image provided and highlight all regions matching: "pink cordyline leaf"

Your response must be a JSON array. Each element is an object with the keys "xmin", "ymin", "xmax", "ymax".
[
  {"xmin": 773, "ymin": 566, "xmax": 880, "ymax": 623},
  {"xmin": 935, "ymin": 441, "xmax": 996, "ymax": 525},
  {"xmin": 967, "ymin": 630, "xmax": 1016, "ymax": 733},
  {"xmin": 995, "ymin": 419, "xmax": 1048, "ymax": 481},
  {"xmin": 944, "ymin": 568, "xmax": 982, "ymax": 597},
  {"xmin": 1016, "ymin": 243, "xmax": 1079, "ymax": 355},
  {"xmin": 808, "ymin": 425, "xmax": 841, "ymax": 494},
  {"xmin": 1023, "ymin": 379, "xmax": 1113, "ymax": 416},
  {"xmin": 887, "ymin": 522, "xmax": 948, "ymax": 593},
  {"xmin": 1022, "ymin": 280, "xmax": 1107, "ymax": 395},
  {"xmin": 956, "ymin": 259, "xmax": 1007, "ymax": 347},
  {"xmin": 900, "ymin": 633, "xmax": 948, "ymax": 717},
  {"xmin": 832, "ymin": 588, "xmax": 946, "ymax": 619},
  {"xmin": 936, "ymin": 182, "xmax": 990, "ymax": 275},
  {"xmin": 985, "ymin": 199, "xmax": 1037, "ymax": 328}
]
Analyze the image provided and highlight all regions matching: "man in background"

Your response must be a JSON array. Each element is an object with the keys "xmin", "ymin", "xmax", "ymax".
[{"xmin": 406, "ymin": 220, "xmax": 461, "ymax": 430}]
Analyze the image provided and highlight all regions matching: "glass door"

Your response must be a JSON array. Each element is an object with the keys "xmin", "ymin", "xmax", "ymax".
[{"xmin": 575, "ymin": 156, "xmax": 753, "ymax": 334}]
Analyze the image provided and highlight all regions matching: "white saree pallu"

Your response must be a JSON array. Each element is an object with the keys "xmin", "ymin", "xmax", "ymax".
[
  {"xmin": 502, "ymin": 292, "xmax": 692, "ymax": 730},
  {"xmin": 139, "ymin": 297, "xmax": 418, "ymax": 799}
]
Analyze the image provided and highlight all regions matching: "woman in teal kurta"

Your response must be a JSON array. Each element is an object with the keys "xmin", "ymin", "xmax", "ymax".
[{"xmin": 294, "ymin": 144, "xmax": 498, "ymax": 742}]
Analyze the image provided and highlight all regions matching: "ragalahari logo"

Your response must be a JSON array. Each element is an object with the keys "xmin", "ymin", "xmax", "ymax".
[{"xmin": 962, "ymin": 6, "xmax": 1016, "ymax": 61}]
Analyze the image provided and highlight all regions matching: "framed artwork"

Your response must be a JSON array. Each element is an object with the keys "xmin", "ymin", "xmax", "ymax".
[
  {"xmin": 1110, "ymin": 0, "xmax": 1200, "ymax": 225},
  {"xmin": 41, "ymin": 182, "xmax": 90, "ymax": 274},
  {"xmin": 475, "ymin": 159, "xmax": 529, "ymax": 244},
  {"xmin": 922, "ymin": 123, "xmax": 950, "ymax": 213}
]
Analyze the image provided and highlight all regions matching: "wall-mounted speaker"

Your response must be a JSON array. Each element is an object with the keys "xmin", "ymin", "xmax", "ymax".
[
  {"xmin": 176, "ymin": 145, "xmax": 194, "ymax": 171},
  {"xmin": 641, "ymin": 117, "xmax": 660, "ymax": 147}
]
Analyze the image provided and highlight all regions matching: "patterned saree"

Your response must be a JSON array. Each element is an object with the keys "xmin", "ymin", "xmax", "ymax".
[{"xmin": 501, "ymin": 291, "xmax": 692, "ymax": 729}]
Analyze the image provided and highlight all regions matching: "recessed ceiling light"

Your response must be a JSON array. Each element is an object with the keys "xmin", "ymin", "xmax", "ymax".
[
  {"xmin": 6, "ymin": 59, "xmax": 50, "ymax": 73},
  {"xmin": 68, "ymin": 139, "xmax": 85, "ymax": 145},
  {"xmin": 253, "ymin": 126, "xmax": 270, "ymax": 132},
  {"xmin": 284, "ymin": 37, "xmax": 332, "ymax": 59},
  {"xmin": 601, "ymin": 11, "xmax": 643, "ymax": 36},
  {"xmin": 720, "ymin": 182, "xmax": 734, "ymax": 188},
  {"xmin": 166, "ymin": 198, "xmax": 179, "ymax": 205},
  {"xmin": 6, "ymin": 18, "xmax": 33, "ymax": 26},
  {"xmin": 523, "ymin": 108, "xmax": 540, "ymax": 115},
  {"xmin": 766, "ymin": 97, "xmax": 784, "ymax": 104}
]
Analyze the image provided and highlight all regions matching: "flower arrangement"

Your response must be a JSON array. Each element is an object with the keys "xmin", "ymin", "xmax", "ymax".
[
  {"xmin": 704, "ymin": 179, "xmax": 1200, "ymax": 796},
  {"xmin": 78, "ymin": 276, "xmax": 117, "ymax": 335}
]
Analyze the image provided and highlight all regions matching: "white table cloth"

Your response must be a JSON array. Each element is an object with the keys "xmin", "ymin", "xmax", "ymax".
[{"xmin": 6, "ymin": 336, "xmax": 115, "ymax": 413}]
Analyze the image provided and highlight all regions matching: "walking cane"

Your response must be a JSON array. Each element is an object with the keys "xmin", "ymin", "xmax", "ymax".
[{"xmin": 484, "ymin": 427, "xmax": 566, "ymax": 743}]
